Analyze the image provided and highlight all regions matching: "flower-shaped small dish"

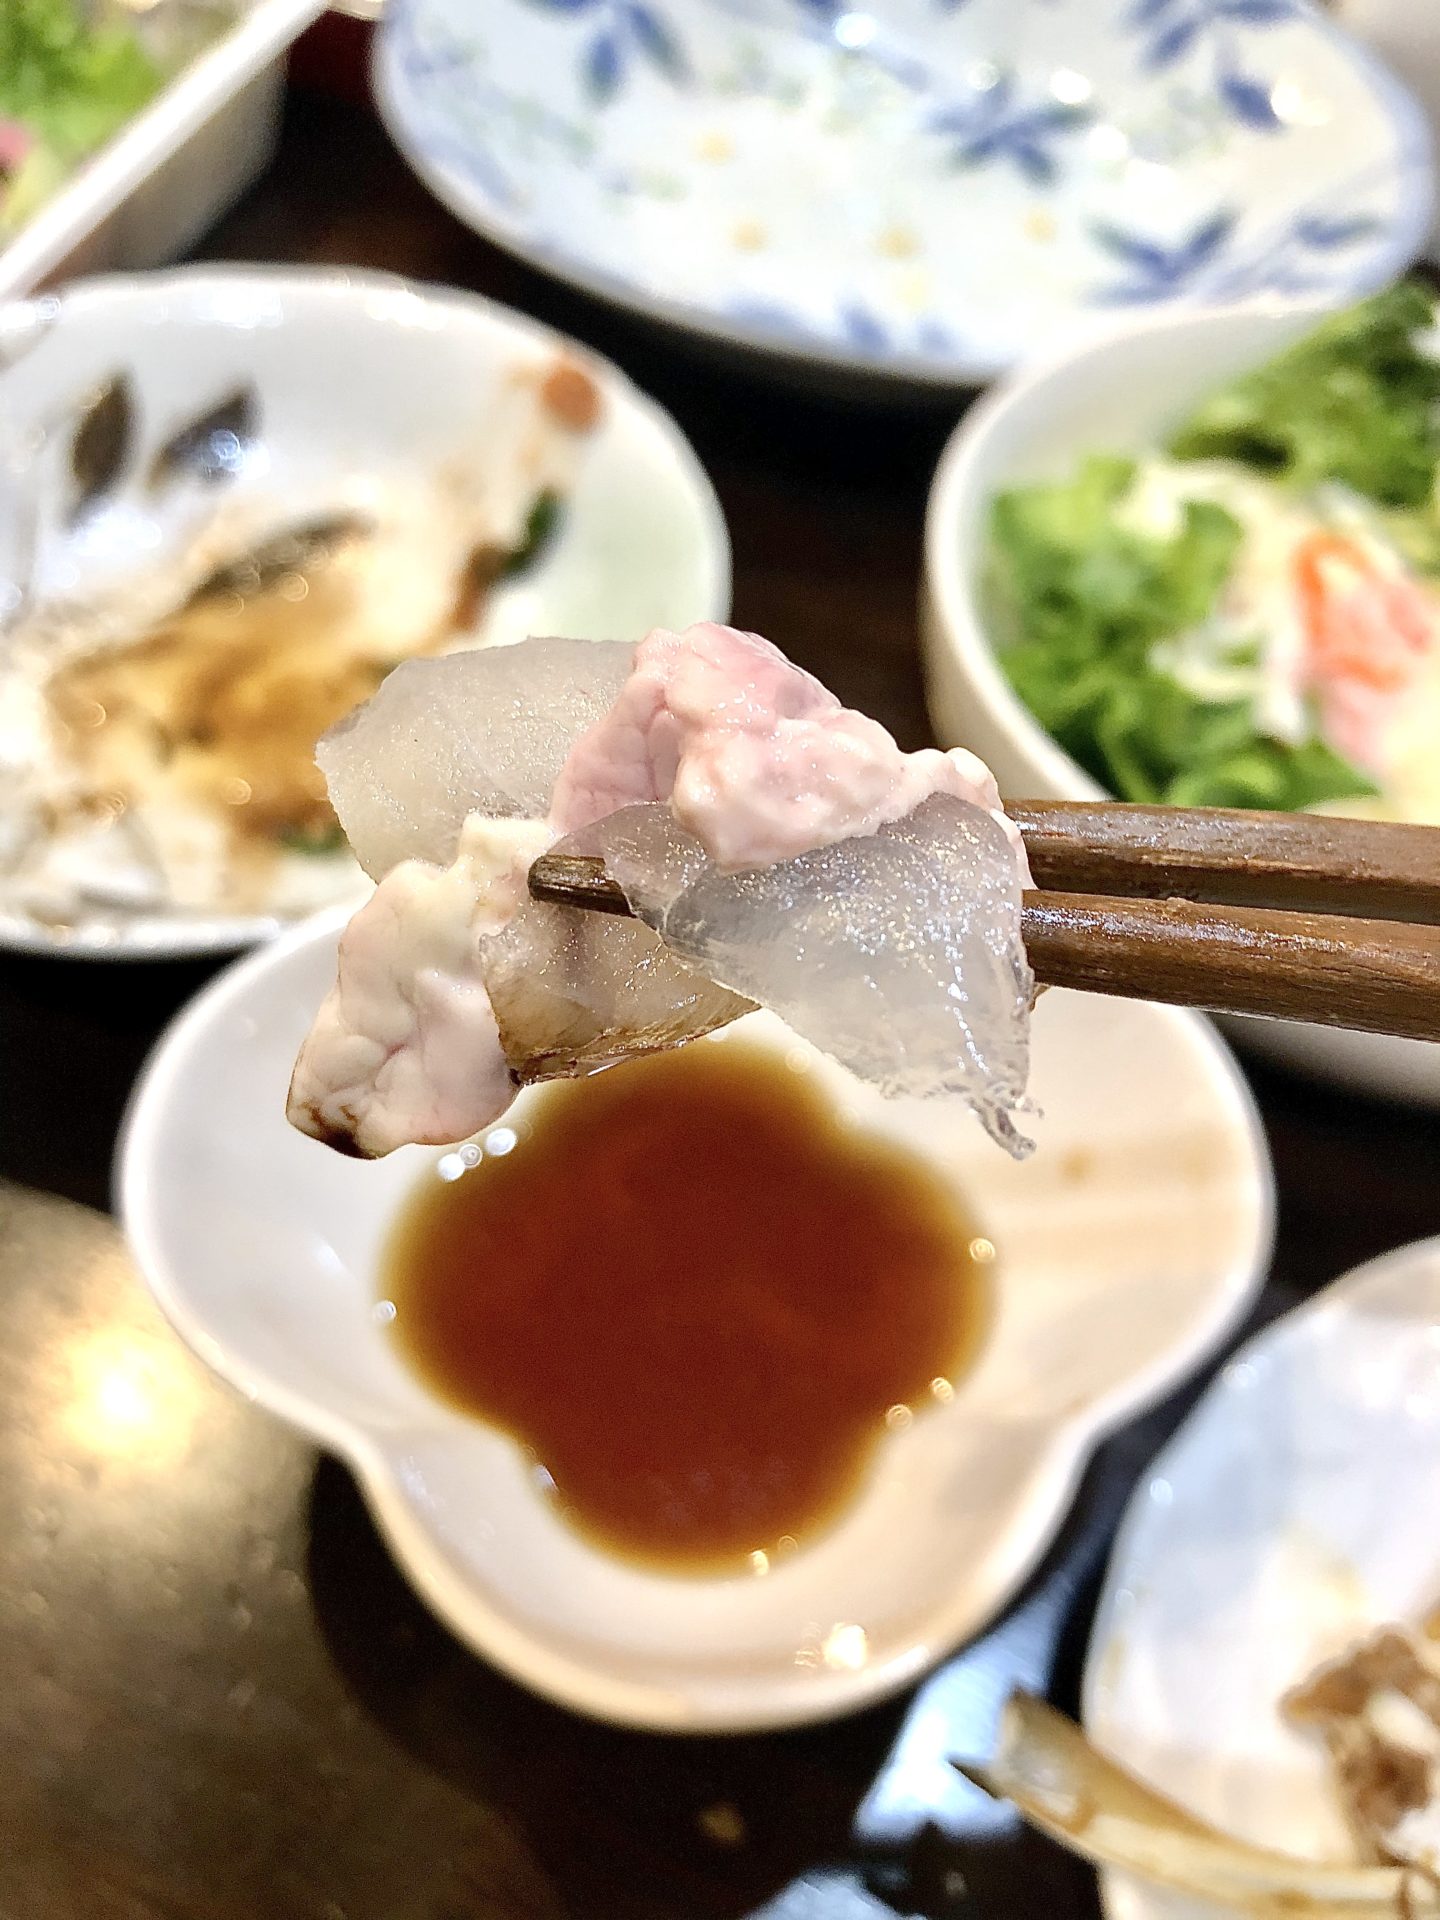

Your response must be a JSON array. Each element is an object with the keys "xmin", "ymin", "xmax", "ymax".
[
  {"xmin": 375, "ymin": 0, "xmax": 1432, "ymax": 387},
  {"xmin": 1083, "ymin": 1234, "xmax": 1440, "ymax": 1920},
  {"xmin": 0, "ymin": 267, "xmax": 728, "ymax": 959},
  {"xmin": 119, "ymin": 909, "xmax": 1273, "ymax": 1732}
]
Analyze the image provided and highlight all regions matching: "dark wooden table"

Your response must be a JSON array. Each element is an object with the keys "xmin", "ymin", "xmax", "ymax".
[{"xmin": 3, "ymin": 69, "xmax": 1439, "ymax": 1920}]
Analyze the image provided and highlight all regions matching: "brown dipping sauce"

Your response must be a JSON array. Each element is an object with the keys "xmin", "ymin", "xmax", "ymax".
[{"xmin": 382, "ymin": 1036, "xmax": 993, "ymax": 1575}]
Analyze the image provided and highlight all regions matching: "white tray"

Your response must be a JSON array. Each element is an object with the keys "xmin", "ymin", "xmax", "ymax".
[{"xmin": 0, "ymin": 0, "xmax": 325, "ymax": 303}]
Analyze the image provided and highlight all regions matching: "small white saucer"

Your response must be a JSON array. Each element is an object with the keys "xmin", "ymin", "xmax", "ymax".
[{"xmin": 120, "ymin": 907, "xmax": 1272, "ymax": 1732}]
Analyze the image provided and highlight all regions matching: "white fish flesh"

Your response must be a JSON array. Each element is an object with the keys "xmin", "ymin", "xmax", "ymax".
[{"xmin": 289, "ymin": 624, "xmax": 1034, "ymax": 1158}]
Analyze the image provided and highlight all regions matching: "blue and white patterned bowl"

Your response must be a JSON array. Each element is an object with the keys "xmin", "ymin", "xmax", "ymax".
[{"xmin": 374, "ymin": 0, "xmax": 1434, "ymax": 386}]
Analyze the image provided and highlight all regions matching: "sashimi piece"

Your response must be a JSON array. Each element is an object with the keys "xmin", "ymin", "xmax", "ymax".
[
  {"xmin": 482, "ymin": 897, "xmax": 753, "ymax": 1083},
  {"xmin": 285, "ymin": 814, "xmax": 749, "ymax": 1155},
  {"xmin": 551, "ymin": 622, "xmax": 1031, "ymax": 880},
  {"xmin": 293, "ymin": 634, "xmax": 755, "ymax": 1155},
  {"xmin": 288, "ymin": 816, "xmax": 550, "ymax": 1157},
  {"xmin": 564, "ymin": 793, "xmax": 1033, "ymax": 1153},
  {"xmin": 289, "ymin": 624, "xmax": 1035, "ymax": 1160},
  {"xmin": 319, "ymin": 637, "xmax": 634, "ymax": 879}
]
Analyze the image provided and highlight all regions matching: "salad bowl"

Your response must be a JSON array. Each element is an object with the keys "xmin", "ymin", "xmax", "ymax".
[
  {"xmin": 0, "ymin": 0, "xmax": 325, "ymax": 303},
  {"xmin": 374, "ymin": 0, "xmax": 1432, "ymax": 386},
  {"xmin": 922, "ymin": 293, "xmax": 1440, "ymax": 1106},
  {"xmin": 119, "ymin": 907, "xmax": 1273, "ymax": 1732}
]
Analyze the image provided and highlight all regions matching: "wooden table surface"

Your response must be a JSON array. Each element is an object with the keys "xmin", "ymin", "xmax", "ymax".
[{"xmin": 2, "ymin": 67, "xmax": 1439, "ymax": 1920}]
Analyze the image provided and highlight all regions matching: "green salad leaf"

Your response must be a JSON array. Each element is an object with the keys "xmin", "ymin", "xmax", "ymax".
[
  {"xmin": 1168, "ymin": 282, "xmax": 1440, "ymax": 509},
  {"xmin": 500, "ymin": 488, "xmax": 563, "ymax": 578},
  {"xmin": 988, "ymin": 454, "xmax": 1377, "ymax": 811},
  {"xmin": 0, "ymin": 0, "xmax": 161, "ymax": 163}
]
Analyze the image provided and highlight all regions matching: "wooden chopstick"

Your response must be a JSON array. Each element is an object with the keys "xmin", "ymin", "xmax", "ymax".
[
  {"xmin": 530, "ymin": 853, "xmax": 634, "ymax": 916},
  {"xmin": 529, "ymin": 804, "xmax": 1440, "ymax": 1043},
  {"xmin": 529, "ymin": 854, "xmax": 1440, "ymax": 1041},
  {"xmin": 1011, "ymin": 801, "xmax": 1440, "ymax": 924},
  {"xmin": 1024, "ymin": 893, "xmax": 1440, "ymax": 1041}
]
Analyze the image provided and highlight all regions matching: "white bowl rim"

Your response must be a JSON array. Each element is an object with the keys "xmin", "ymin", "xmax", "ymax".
[
  {"xmin": 923, "ymin": 289, "xmax": 1440, "ymax": 1106},
  {"xmin": 373, "ymin": 4, "xmax": 1434, "ymax": 388},
  {"xmin": 923, "ymin": 290, "xmax": 1345, "ymax": 799},
  {"xmin": 0, "ymin": 262, "xmax": 731, "ymax": 963},
  {"xmin": 117, "ymin": 905, "xmax": 1276, "ymax": 1732}
]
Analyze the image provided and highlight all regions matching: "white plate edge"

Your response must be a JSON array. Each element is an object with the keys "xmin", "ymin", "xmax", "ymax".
[{"xmin": 1082, "ymin": 1230, "xmax": 1440, "ymax": 1920}]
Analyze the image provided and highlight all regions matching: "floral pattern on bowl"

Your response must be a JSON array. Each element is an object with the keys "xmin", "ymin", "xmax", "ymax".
[{"xmin": 374, "ymin": 0, "xmax": 1433, "ymax": 384}]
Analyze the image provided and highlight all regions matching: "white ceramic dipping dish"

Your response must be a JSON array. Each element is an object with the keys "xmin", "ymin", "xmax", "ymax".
[
  {"xmin": 120, "ymin": 907, "xmax": 1273, "ymax": 1733},
  {"xmin": 0, "ymin": 266, "xmax": 729, "ymax": 959},
  {"xmin": 1084, "ymin": 1233, "xmax": 1440, "ymax": 1920},
  {"xmin": 922, "ymin": 297, "xmax": 1440, "ymax": 1107}
]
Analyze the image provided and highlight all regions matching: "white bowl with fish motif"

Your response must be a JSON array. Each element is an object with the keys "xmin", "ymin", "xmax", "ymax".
[
  {"xmin": 374, "ymin": 0, "xmax": 1432, "ymax": 386},
  {"xmin": 120, "ymin": 906, "xmax": 1273, "ymax": 1732},
  {"xmin": 1083, "ymin": 1234, "xmax": 1440, "ymax": 1920},
  {"xmin": 0, "ymin": 267, "xmax": 729, "ymax": 959}
]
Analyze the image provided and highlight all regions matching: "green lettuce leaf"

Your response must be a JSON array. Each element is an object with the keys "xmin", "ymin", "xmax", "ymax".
[
  {"xmin": 1168, "ymin": 282, "xmax": 1440, "ymax": 509},
  {"xmin": 0, "ymin": 0, "xmax": 161, "ymax": 163},
  {"xmin": 987, "ymin": 454, "xmax": 1377, "ymax": 811}
]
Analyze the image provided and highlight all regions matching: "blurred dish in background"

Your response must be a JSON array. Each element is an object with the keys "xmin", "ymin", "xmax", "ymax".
[
  {"xmin": 0, "ymin": 267, "xmax": 730, "ymax": 958},
  {"xmin": 1082, "ymin": 1233, "xmax": 1440, "ymax": 1920},
  {"xmin": 374, "ymin": 0, "xmax": 1431, "ymax": 388},
  {"xmin": 1331, "ymin": 0, "xmax": 1440, "ymax": 258},
  {"xmin": 0, "ymin": 0, "xmax": 324, "ymax": 301},
  {"xmin": 1, "ymin": 0, "xmax": 237, "ymax": 241},
  {"xmin": 923, "ymin": 287, "xmax": 1440, "ymax": 1104}
]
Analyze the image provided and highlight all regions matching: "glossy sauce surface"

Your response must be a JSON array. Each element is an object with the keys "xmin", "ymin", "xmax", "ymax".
[{"xmin": 382, "ymin": 1037, "xmax": 992, "ymax": 1574}]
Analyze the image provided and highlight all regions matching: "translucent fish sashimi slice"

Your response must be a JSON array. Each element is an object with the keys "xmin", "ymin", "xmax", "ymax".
[
  {"xmin": 480, "ymin": 898, "xmax": 754, "ymax": 1083},
  {"xmin": 564, "ymin": 793, "xmax": 1035, "ymax": 1154},
  {"xmin": 293, "ymin": 627, "xmax": 1035, "ymax": 1161},
  {"xmin": 318, "ymin": 637, "xmax": 634, "ymax": 879}
]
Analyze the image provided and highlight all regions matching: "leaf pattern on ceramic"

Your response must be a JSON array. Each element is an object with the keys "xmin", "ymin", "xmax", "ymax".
[
  {"xmin": 838, "ymin": 302, "xmax": 890, "ymax": 350},
  {"xmin": 1125, "ymin": 0, "xmax": 1299, "ymax": 131},
  {"xmin": 1089, "ymin": 178, "xmax": 1395, "ymax": 306},
  {"xmin": 1090, "ymin": 207, "xmax": 1237, "ymax": 300},
  {"xmin": 926, "ymin": 71, "xmax": 1092, "ymax": 184},
  {"xmin": 1200, "ymin": 200, "xmax": 1393, "ymax": 300},
  {"xmin": 622, "ymin": 0, "xmax": 687, "ymax": 77},
  {"xmin": 526, "ymin": 0, "xmax": 690, "ymax": 103}
]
